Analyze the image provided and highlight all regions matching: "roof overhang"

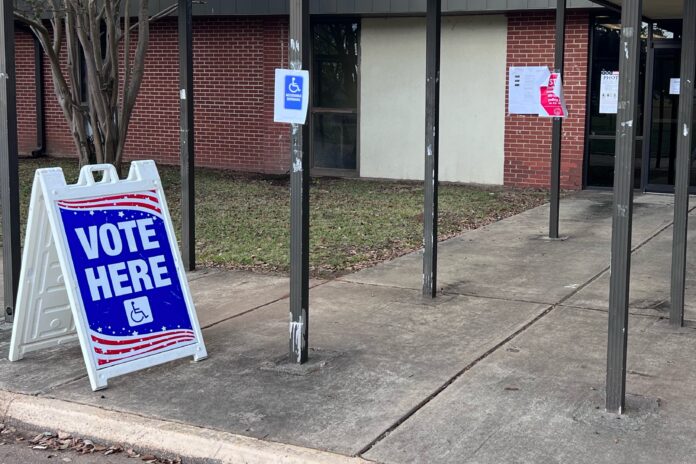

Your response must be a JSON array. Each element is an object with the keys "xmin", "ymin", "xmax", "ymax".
[{"xmin": 596, "ymin": 0, "xmax": 684, "ymax": 19}]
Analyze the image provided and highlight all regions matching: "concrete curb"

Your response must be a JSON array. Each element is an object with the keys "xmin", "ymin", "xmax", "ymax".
[{"xmin": 0, "ymin": 391, "xmax": 370, "ymax": 464}]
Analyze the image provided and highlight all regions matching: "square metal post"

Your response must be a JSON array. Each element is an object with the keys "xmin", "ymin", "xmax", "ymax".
[
  {"xmin": 549, "ymin": 0, "xmax": 566, "ymax": 239},
  {"xmin": 669, "ymin": 0, "xmax": 696, "ymax": 327},
  {"xmin": 606, "ymin": 0, "xmax": 642, "ymax": 414},
  {"xmin": 0, "ymin": 0, "xmax": 21, "ymax": 322},
  {"xmin": 289, "ymin": 0, "xmax": 310, "ymax": 364},
  {"xmin": 178, "ymin": 0, "xmax": 196, "ymax": 271},
  {"xmin": 422, "ymin": 0, "xmax": 441, "ymax": 298},
  {"xmin": 32, "ymin": 33, "xmax": 45, "ymax": 157}
]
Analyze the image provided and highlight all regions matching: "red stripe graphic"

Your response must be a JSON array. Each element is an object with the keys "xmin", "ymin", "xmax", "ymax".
[
  {"xmin": 96, "ymin": 338, "xmax": 194, "ymax": 366},
  {"xmin": 91, "ymin": 330, "xmax": 193, "ymax": 346},
  {"xmin": 94, "ymin": 334, "xmax": 195, "ymax": 355},
  {"xmin": 59, "ymin": 193, "xmax": 159, "ymax": 205},
  {"xmin": 59, "ymin": 201, "xmax": 162, "ymax": 215}
]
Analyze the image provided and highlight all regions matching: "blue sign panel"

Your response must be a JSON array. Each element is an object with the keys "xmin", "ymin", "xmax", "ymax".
[
  {"xmin": 284, "ymin": 75, "xmax": 303, "ymax": 110},
  {"xmin": 58, "ymin": 191, "xmax": 195, "ymax": 369}
]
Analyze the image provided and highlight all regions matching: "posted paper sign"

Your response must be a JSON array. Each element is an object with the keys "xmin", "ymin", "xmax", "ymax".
[
  {"xmin": 274, "ymin": 69, "xmax": 310, "ymax": 124},
  {"xmin": 9, "ymin": 162, "xmax": 207, "ymax": 391},
  {"xmin": 539, "ymin": 72, "xmax": 568, "ymax": 118},
  {"xmin": 670, "ymin": 78, "xmax": 681, "ymax": 95},
  {"xmin": 509, "ymin": 66, "xmax": 551, "ymax": 115},
  {"xmin": 600, "ymin": 71, "xmax": 619, "ymax": 114}
]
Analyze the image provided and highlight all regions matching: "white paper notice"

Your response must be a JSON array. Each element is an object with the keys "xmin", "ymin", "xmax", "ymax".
[
  {"xmin": 599, "ymin": 72, "xmax": 619, "ymax": 114},
  {"xmin": 670, "ymin": 78, "xmax": 681, "ymax": 95},
  {"xmin": 509, "ymin": 66, "xmax": 551, "ymax": 115}
]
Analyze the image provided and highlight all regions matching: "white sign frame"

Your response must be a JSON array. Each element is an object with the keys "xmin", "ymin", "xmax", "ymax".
[
  {"xmin": 9, "ymin": 161, "xmax": 207, "ymax": 391},
  {"xmin": 274, "ymin": 68, "xmax": 310, "ymax": 124}
]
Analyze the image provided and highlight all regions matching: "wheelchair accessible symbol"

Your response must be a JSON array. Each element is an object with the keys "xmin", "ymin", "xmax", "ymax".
[
  {"xmin": 124, "ymin": 296, "xmax": 154, "ymax": 327},
  {"xmin": 284, "ymin": 75, "xmax": 303, "ymax": 110}
]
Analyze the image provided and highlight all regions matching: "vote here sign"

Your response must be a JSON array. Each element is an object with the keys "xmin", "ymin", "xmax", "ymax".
[
  {"xmin": 58, "ymin": 190, "xmax": 195, "ymax": 368},
  {"xmin": 9, "ymin": 162, "xmax": 206, "ymax": 391}
]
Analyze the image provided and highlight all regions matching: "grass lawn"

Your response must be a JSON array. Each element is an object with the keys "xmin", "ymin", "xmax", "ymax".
[{"xmin": 3, "ymin": 157, "xmax": 548, "ymax": 278}]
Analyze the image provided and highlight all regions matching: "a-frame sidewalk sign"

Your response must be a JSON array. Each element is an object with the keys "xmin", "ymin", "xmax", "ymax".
[{"xmin": 9, "ymin": 161, "xmax": 207, "ymax": 391}]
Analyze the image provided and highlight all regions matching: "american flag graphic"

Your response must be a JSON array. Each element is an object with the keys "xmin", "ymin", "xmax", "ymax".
[
  {"xmin": 57, "ymin": 191, "xmax": 162, "ymax": 218},
  {"xmin": 91, "ymin": 329, "xmax": 196, "ymax": 366}
]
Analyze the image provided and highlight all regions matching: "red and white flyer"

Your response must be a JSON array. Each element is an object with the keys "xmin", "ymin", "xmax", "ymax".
[{"xmin": 539, "ymin": 72, "xmax": 568, "ymax": 118}]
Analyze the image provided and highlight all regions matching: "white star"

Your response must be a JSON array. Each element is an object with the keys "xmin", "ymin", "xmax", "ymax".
[
  {"xmin": 132, "ymin": 330, "xmax": 139, "ymax": 336},
  {"xmin": 89, "ymin": 211, "xmax": 95, "ymax": 216},
  {"xmin": 97, "ymin": 327, "xmax": 103, "ymax": 333},
  {"xmin": 118, "ymin": 211, "xmax": 125, "ymax": 218},
  {"xmin": 161, "ymin": 326, "xmax": 167, "ymax": 331}
]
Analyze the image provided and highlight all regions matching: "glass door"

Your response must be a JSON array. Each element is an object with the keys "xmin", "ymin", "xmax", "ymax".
[
  {"xmin": 310, "ymin": 21, "xmax": 360, "ymax": 175},
  {"xmin": 645, "ymin": 44, "xmax": 681, "ymax": 190},
  {"xmin": 644, "ymin": 43, "xmax": 696, "ymax": 192},
  {"xmin": 584, "ymin": 14, "xmax": 647, "ymax": 189}
]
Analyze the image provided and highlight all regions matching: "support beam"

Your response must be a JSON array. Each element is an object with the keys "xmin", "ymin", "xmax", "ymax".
[
  {"xmin": 669, "ymin": 0, "xmax": 696, "ymax": 327},
  {"xmin": 549, "ymin": 0, "xmax": 565, "ymax": 239},
  {"xmin": 31, "ymin": 33, "xmax": 45, "ymax": 157},
  {"xmin": 178, "ymin": 0, "xmax": 195, "ymax": 271},
  {"xmin": 0, "ymin": 0, "xmax": 21, "ymax": 322},
  {"xmin": 289, "ymin": 0, "xmax": 310, "ymax": 364},
  {"xmin": 606, "ymin": 0, "xmax": 642, "ymax": 414},
  {"xmin": 422, "ymin": 0, "xmax": 441, "ymax": 298}
]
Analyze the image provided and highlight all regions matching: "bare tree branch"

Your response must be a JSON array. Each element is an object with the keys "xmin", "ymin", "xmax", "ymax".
[{"xmin": 14, "ymin": 0, "xmax": 166, "ymax": 170}]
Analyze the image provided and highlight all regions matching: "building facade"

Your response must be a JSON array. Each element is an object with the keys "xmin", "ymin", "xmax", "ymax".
[{"xmin": 12, "ymin": 1, "xmax": 692, "ymax": 192}]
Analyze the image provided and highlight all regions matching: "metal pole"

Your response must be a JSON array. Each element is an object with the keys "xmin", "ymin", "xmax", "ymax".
[
  {"xmin": 606, "ymin": 0, "xmax": 642, "ymax": 414},
  {"xmin": 178, "ymin": 0, "xmax": 195, "ymax": 271},
  {"xmin": 289, "ymin": 0, "xmax": 310, "ymax": 364},
  {"xmin": 422, "ymin": 0, "xmax": 441, "ymax": 298},
  {"xmin": 669, "ymin": 0, "xmax": 696, "ymax": 327},
  {"xmin": 0, "ymin": 0, "xmax": 20, "ymax": 323},
  {"xmin": 32, "ymin": 33, "xmax": 45, "ymax": 157},
  {"xmin": 549, "ymin": 0, "xmax": 566, "ymax": 239}
]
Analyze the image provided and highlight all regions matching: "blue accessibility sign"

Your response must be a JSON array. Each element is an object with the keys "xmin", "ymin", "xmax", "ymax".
[
  {"xmin": 274, "ymin": 69, "xmax": 309, "ymax": 124},
  {"xmin": 284, "ymin": 75, "xmax": 303, "ymax": 110}
]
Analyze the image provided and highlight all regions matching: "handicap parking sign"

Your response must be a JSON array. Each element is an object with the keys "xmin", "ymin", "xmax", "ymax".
[
  {"xmin": 274, "ymin": 69, "xmax": 309, "ymax": 124},
  {"xmin": 284, "ymin": 76, "xmax": 303, "ymax": 110}
]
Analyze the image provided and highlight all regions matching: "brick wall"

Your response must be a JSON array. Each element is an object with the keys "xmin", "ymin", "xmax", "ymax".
[
  {"xmin": 504, "ymin": 11, "xmax": 590, "ymax": 190},
  {"xmin": 18, "ymin": 13, "xmax": 591, "ymax": 187},
  {"xmin": 124, "ymin": 16, "xmax": 289, "ymax": 173},
  {"xmin": 22, "ymin": 16, "xmax": 290, "ymax": 174},
  {"xmin": 15, "ymin": 28, "xmax": 37, "ymax": 155}
]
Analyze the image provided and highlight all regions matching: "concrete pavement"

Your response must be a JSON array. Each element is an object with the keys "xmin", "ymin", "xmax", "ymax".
[{"xmin": 0, "ymin": 191, "xmax": 695, "ymax": 463}]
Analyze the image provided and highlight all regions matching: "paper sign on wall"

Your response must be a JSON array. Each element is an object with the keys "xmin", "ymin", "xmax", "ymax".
[
  {"xmin": 274, "ymin": 69, "xmax": 310, "ymax": 124},
  {"xmin": 9, "ymin": 161, "xmax": 207, "ymax": 391},
  {"xmin": 600, "ymin": 71, "xmax": 619, "ymax": 114},
  {"xmin": 670, "ymin": 78, "xmax": 681, "ymax": 95},
  {"xmin": 539, "ymin": 72, "xmax": 568, "ymax": 118},
  {"xmin": 509, "ymin": 66, "xmax": 551, "ymax": 115}
]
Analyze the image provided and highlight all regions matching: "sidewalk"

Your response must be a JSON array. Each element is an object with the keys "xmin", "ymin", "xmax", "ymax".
[{"xmin": 0, "ymin": 191, "xmax": 695, "ymax": 463}]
